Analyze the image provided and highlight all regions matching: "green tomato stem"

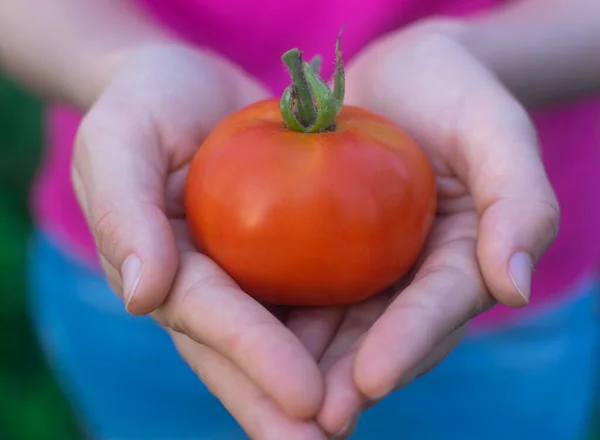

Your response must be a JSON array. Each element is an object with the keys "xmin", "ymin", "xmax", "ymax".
[
  {"xmin": 280, "ymin": 27, "xmax": 346, "ymax": 133},
  {"xmin": 281, "ymin": 49, "xmax": 317, "ymax": 125},
  {"xmin": 332, "ymin": 26, "xmax": 346, "ymax": 114},
  {"xmin": 309, "ymin": 55, "xmax": 322, "ymax": 75}
]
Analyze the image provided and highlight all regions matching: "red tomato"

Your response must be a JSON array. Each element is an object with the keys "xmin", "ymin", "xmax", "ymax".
[
  {"xmin": 185, "ymin": 99, "xmax": 436, "ymax": 306},
  {"xmin": 185, "ymin": 33, "xmax": 436, "ymax": 306}
]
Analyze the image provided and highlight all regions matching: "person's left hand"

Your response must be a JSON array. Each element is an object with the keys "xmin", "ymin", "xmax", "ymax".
[{"xmin": 277, "ymin": 22, "xmax": 560, "ymax": 438}]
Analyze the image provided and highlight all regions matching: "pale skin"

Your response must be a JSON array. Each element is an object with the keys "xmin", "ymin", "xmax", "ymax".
[{"xmin": 1, "ymin": 0, "xmax": 599, "ymax": 438}]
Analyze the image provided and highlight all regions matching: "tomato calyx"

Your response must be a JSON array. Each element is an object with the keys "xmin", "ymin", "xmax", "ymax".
[{"xmin": 280, "ymin": 26, "xmax": 346, "ymax": 133}]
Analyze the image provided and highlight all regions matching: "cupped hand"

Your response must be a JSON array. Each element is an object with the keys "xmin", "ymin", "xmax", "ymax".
[
  {"xmin": 71, "ymin": 44, "xmax": 328, "ymax": 440},
  {"xmin": 288, "ymin": 24, "xmax": 559, "ymax": 437},
  {"xmin": 69, "ymin": 30, "xmax": 560, "ymax": 439}
]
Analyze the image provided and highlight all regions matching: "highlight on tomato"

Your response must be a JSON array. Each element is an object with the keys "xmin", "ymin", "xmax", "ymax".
[{"xmin": 185, "ymin": 29, "xmax": 437, "ymax": 306}]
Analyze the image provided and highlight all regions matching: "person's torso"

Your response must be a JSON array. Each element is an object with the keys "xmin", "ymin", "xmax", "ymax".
[{"xmin": 33, "ymin": 0, "xmax": 600, "ymax": 330}]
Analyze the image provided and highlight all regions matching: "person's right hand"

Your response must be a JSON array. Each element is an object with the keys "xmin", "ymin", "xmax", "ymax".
[{"xmin": 71, "ymin": 44, "xmax": 327, "ymax": 439}]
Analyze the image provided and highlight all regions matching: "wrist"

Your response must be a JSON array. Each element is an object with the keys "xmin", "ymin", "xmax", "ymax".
[
  {"xmin": 73, "ymin": 39, "xmax": 262, "ymax": 113},
  {"xmin": 400, "ymin": 16, "xmax": 540, "ymax": 107},
  {"xmin": 0, "ymin": 0, "xmax": 189, "ymax": 110},
  {"xmin": 65, "ymin": 37, "xmax": 184, "ymax": 110},
  {"xmin": 412, "ymin": 6, "xmax": 600, "ymax": 108}
]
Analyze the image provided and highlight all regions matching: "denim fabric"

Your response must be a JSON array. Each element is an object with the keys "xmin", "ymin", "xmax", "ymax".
[{"xmin": 28, "ymin": 231, "xmax": 600, "ymax": 439}]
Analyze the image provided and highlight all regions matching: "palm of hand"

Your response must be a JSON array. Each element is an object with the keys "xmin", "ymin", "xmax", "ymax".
[
  {"xmin": 73, "ymin": 36, "xmax": 558, "ymax": 440},
  {"xmin": 150, "ymin": 37, "xmax": 493, "ymax": 438},
  {"xmin": 153, "ymin": 34, "xmax": 555, "ymax": 439},
  {"xmin": 266, "ymin": 29, "xmax": 559, "ymax": 436}
]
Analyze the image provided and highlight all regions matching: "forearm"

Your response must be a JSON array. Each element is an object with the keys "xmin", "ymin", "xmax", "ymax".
[
  {"xmin": 463, "ymin": 0, "xmax": 600, "ymax": 107},
  {"xmin": 421, "ymin": 0, "xmax": 600, "ymax": 108},
  {"xmin": 0, "ymin": 0, "xmax": 177, "ymax": 109}
]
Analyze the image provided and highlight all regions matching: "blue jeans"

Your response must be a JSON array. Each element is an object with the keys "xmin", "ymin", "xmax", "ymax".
[{"xmin": 28, "ymin": 231, "xmax": 600, "ymax": 439}]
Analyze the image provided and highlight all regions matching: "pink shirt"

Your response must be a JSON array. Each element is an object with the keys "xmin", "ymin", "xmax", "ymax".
[{"xmin": 32, "ymin": 0, "xmax": 600, "ymax": 330}]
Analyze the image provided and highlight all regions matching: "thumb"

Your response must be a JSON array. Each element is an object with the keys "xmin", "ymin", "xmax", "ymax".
[
  {"xmin": 72, "ymin": 95, "xmax": 178, "ymax": 315},
  {"xmin": 459, "ymin": 93, "xmax": 560, "ymax": 308}
]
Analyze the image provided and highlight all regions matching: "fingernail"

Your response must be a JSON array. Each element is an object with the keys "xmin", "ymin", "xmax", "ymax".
[
  {"xmin": 121, "ymin": 254, "xmax": 142, "ymax": 311},
  {"xmin": 508, "ymin": 252, "xmax": 533, "ymax": 304},
  {"xmin": 331, "ymin": 412, "xmax": 361, "ymax": 439}
]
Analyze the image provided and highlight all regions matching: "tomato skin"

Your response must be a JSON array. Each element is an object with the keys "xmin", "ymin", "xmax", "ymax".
[{"xmin": 185, "ymin": 99, "xmax": 436, "ymax": 306}]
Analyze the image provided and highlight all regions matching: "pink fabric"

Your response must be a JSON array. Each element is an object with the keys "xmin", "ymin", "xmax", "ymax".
[{"xmin": 32, "ymin": 0, "xmax": 600, "ymax": 329}]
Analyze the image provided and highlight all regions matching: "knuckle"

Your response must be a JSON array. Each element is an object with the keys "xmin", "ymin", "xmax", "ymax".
[
  {"xmin": 163, "ymin": 254, "xmax": 279, "ymax": 357},
  {"xmin": 222, "ymin": 319, "xmax": 279, "ymax": 356},
  {"xmin": 543, "ymin": 198, "xmax": 561, "ymax": 231},
  {"xmin": 90, "ymin": 203, "xmax": 122, "ymax": 262},
  {"xmin": 162, "ymin": 254, "xmax": 236, "ymax": 334},
  {"xmin": 537, "ymin": 198, "xmax": 561, "ymax": 258},
  {"xmin": 468, "ymin": 291, "xmax": 495, "ymax": 321},
  {"xmin": 412, "ymin": 260, "xmax": 492, "ymax": 328},
  {"xmin": 70, "ymin": 167, "xmax": 89, "ymax": 215},
  {"xmin": 73, "ymin": 112, "xmax": 97, "ymax": 158}
]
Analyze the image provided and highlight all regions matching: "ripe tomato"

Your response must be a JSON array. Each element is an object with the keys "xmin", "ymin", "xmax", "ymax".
[{"xmin": 185, "ymin": 32, "xmax": 436, "ymax": 306}]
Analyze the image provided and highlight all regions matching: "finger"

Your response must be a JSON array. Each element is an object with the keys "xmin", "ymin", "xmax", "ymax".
[
  {"xmin": 322, "ymin": 354, "xmax": 365, "ymax": 440},
  {"xmin": 73, "ymin": 95, "xmax": 177, "ymax": 315},
  {"xmin": 316, "ymin": 326, "xmax": 466, "ymax": 438},
  {"xmin": 354, "ymin": 214, "xmax": 494, "ymax": 399},
  {"xmin": 315, "ymin": 295, "xmax": 389, "ymax": 436},
  {"xmin": 317, "ymin": 341, "xmax": 365, "ymax": 438},
  {"xmin": 346, "ymin": 35, "xmax": 559, "ymax": 307},
  {"xmin": 318, "ymin": 294, "xmax": 390, "ymax": 372},
  {"xmin": 455, "ymin": 83, "xmax": 560, "ymax": 307},
  {"xmin": 154, "ymin": 233, "xmax": 324, "ymax": 419},
  {"xmin": 171, "ymin": 333, "xmax": 327, "ymax": 440},
  {"xmin": 165, "ymin": 163, "xmax": 190, "ymax": 218},
  {"xmin": 389, "ymin": 324, "xmax": 467, "ymax": 391},
  {"xmin": 285, "ymin": 307, "xmax": 345, "ymax": 359}
]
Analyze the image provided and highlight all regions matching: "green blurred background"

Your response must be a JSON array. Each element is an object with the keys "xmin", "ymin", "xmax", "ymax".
[
  {"xmin": 0, "ymin": 70, "xmax": 599, "ymax": 440},
  {"xmin": 0, "ymin": 72, "xmax": 82, "ymax": 440}
]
